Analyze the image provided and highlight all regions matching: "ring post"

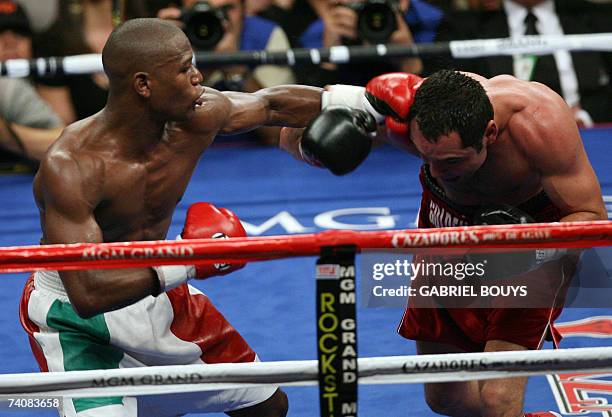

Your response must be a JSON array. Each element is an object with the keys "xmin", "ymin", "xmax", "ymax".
[{"xmin": 316, "ymin": 245, "xmax": 358, "ymax": 417}]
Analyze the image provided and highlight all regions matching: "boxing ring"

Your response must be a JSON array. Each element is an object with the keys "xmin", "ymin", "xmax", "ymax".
[
  {"xmin": 0, "ymin": 33, "xmax": 611, "ymax": 416},
  {"xmin": 0, "ymin": 131, "xmax": 610, "ymax": 416}
]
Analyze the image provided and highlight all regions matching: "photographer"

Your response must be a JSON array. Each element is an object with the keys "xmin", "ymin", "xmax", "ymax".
[
  {"xmin": 0, "ymin": 0, "xmax": 63, "ymax": 169},
  {"xmin": 157, "ymin": 0, "xmax": 296, "ymax": 144},
  {"xmin": 35, "ymin": 0, "xmax": 148, "ymax": 124},
  {"xmin": 299, "ymin": 0, "xmax": 443, "ymax": 86}
]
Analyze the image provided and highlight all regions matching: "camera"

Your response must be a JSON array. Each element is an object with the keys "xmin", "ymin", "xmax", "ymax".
[
  {"xmin": 345, "ymin": 0, "xmax": 399, "ymax": 44},
  {"xmin": 181, "ymin": 1, "xmax": 231, "ymax": 50}
]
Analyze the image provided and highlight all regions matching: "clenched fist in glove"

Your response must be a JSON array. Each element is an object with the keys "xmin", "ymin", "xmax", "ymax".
[
  {"xmin": 300, "ymin": 106, "xmax": 377, "ymax": 175},
  {"xmin": 300, "ymin": 73, "xmax": 422, "ymax": 174},
  {"xmin": 154, "ymin": 202, "xmax": 247, "ymax": 291},
  {"xmin": 182, "ymin": 202, "xmax": 247, "ymax": 278},
  {"xmin": 284, "ymin": 72, "xmax": 423, "ymax": 175},
  {"xmin": 365, "ymin": 72, "xmax": 423, "ymax": 136},
  {"xmin": 468, "ymin": 205, "xmax": 566, "ymax": 280}
]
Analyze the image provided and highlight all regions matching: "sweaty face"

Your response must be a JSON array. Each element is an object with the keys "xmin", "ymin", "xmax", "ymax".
[
  {"xmin": 149, "ymin": 34, "xmax": 204, "ymax": 121},
  {"xmin": 410, "ymin": 120, "xmax": 487, "ymax": 186}
]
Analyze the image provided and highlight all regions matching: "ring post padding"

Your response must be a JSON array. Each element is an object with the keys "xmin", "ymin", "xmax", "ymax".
[{"xmin": 316, "ymin": 245, "xmax": 358, "ymax": 417}]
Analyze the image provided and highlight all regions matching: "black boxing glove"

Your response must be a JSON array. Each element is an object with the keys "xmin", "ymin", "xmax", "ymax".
[
  {"xmin": 473, "ymin": 205, "xmax": 535, "ymax": 225},
  {"xmin": 300, "ymin": 105, "xmax": 377, "ymax": 176},
  {"xmin": 468, "ymin": 205, "xmax": 565, "ymax": 280}
]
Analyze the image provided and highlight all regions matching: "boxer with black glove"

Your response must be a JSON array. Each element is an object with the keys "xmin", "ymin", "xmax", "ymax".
[
  {"xmin": 285, "ymin": 73, "xmax": 423, "ymax": 175},
  {"xmin": 300, "ymin": 106, "xmax": 377, "ymax": 175}
]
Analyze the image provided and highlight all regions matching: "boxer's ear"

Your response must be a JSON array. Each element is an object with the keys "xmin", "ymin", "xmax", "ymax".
[
  {"xmin": 133, "ymin": 72, "xmax": 151, "ymax": 98},
  {"xmin": 483, "ymin": 120, "xmax": 498, "ymax": 147}
]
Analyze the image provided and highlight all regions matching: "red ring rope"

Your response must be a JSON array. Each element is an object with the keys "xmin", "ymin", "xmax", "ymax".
[{"xmin": 1, "ymin": 221, "xmax": 610, "ymax": 273}]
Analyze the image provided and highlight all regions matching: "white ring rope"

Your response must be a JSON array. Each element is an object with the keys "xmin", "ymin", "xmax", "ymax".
[
  {"xmin": 1, "ymin": 347, "xmax": 610, "ymax": 398},
  {"xmin": 1, "ymin": 33, "xmax": 611, "ymax": 78},
  {"xmin": 449, "ymin": 33, "xmax": 612, "ymax": 58}
]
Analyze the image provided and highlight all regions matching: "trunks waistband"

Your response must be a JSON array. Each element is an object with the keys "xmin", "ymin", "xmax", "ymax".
[{"xmin": 34, "ymin": 270, "xmax": 68, "ymax": 299}]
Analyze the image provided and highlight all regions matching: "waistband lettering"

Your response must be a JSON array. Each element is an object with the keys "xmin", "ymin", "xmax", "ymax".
[{"xmin": 428, "ymin": 200, "xmax": 469, "ymax": 228}]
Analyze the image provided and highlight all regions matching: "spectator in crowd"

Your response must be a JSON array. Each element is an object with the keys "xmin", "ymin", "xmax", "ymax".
[
  {"xmin": 0, "ymin": 0, "xmax": 63, "ymax": 168},
  {"xmin": 11, "ymin": 0, "xmax": 58, "ymax": 33},
  {"xmin": 427, "ymin": 0, "xmax": 612, "ymax": 125},
  {"xmin": 448, "ymin": 0, "xmax": 501, "ymax": 10},
  {"xmin": 245, "ymin": 0, "xmax": 286, "ymax": 15},
  {"xmin": 464, "ymin": 0, "xmax": 501, "ymax": 10},
  {"xmin": 245, "ymin": 0, "xmax": 319, "ymax": 48},
  {"xmin": 0, "ymin": 0, "xmax": 31, "ymax": 61},
  {"xmin": 157, "ymin": 0, "xmax": 297, "ymax": 144},
  {"xmin": 425, "ymin": 0, "xmax": 460, "ymax": 12},
  {"xmin": 34, "ymin": 0, "xmax": 149, "ymax": 124},
  {"xmin": 297, "ymin": 0, "xmax": 443, "ymax": 86}
]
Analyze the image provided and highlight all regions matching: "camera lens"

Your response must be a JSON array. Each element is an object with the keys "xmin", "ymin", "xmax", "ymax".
[
  {"xmin": 187, "ymin": 12, "xmax": 223, "ymax": 49},
  {"xmin": 357, "ymin": 0, "xmax": 397, "ymax": 43},
  {"xmin": 182, "ymin": 2, "xmax": 226, "ymax": 50}
]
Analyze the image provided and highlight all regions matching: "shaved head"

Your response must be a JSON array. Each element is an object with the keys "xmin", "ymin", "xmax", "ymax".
[{"xmin": 102, "ymin": 18, "xmax": 191, "ymax": 88}]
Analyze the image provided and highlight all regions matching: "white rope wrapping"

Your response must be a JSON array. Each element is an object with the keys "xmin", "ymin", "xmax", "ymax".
[
  {"xmin": 449, "ymin": 33, "xmax": 612, "ymax": 58},
  {"xmin": 1, "ymin": 347, "xmax": 610, "ymax": 398},
  {"xmin": 2, "ymin": 33, "xmax": 611, "ymax": 78},
  {"xmin": 62, "ymin": 54, "xmax": 103, "ymax": 76}
]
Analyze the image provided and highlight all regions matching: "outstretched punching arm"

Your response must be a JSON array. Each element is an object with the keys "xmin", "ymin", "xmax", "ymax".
[{"xmin": 185, "ymin": 85, "xmax": 324, "ymax": 136}]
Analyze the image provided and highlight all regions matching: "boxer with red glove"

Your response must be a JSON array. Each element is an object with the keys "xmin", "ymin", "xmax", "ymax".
[
  {"xmin": 153, "ymin": 202, "xmax": 247, "ymax": 291},
  {"xmin": 320, "ymin": 73, "xmax": 422, "ymax": 117},
  {"xmin": 364, "ymin": 72, "xmax": 423, "ymax": 137},
  {"xmin": 298, "ymin": 73, "xmax": 422, "ymax": 175}
]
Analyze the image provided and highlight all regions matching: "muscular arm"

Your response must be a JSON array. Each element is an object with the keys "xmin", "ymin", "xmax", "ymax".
[
  {"xmin": 188, "ymin": 85, "xmax": 323, "ymax": 135},
  {"xmin": 512, "ymin": 95, "xmax": 606, "ymax": 222},
  {"xmin": 38, "ymin": 153, "xmax": 160, "ymax": 318}
]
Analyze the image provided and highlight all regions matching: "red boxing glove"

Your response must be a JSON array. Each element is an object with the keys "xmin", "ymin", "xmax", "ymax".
[
  {"xmin": 365, "ymin": 73, "xmax": 422, "ymax": 136},
  {"xmin": 182, "ymin": 202, "xmax": 247, "ymax": 279},
  {"xmin": 385, "ymin": 116, "xmax": 409, "ymax": 135}
]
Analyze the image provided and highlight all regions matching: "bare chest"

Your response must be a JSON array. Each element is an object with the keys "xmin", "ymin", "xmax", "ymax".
[
  {"xmin": 96, "ymin": 150, "xmax": 199, "ymax": 242},
  {"xmin": 443, "ymin": 150, "xmax": 540, "ymax": 206}
]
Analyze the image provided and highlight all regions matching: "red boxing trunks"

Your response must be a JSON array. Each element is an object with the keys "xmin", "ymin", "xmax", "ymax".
[{"xmin": 398, "ymin": 165, "xmax": 564, "ymax": 351}]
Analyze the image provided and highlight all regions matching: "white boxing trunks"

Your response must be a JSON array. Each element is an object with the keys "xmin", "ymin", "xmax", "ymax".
[{"xmin": 20, "ymin": 270, "xmax": 277, "ymax": 417}]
